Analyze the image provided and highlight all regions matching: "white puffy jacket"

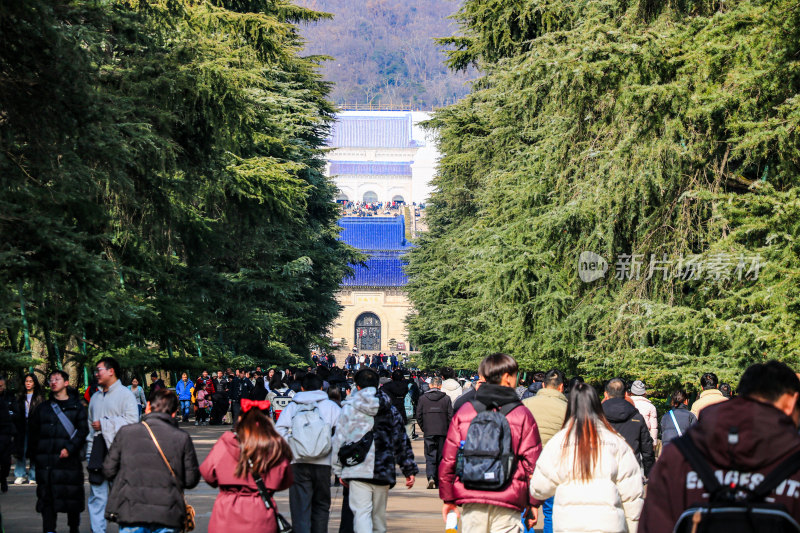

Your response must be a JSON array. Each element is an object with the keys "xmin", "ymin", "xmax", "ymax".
[
  {"xmin": 441, "ymin": 378, "xmax": 462, "ymax": 405},
  {"xmin": 531, "ymin": 423, "xmax": 644, "ymax": 533}
]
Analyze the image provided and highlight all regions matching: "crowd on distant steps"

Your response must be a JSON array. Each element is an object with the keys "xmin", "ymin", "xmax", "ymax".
[{"xmin": 2, "ymin": 352, "xmax": 800, "ymax": 533}]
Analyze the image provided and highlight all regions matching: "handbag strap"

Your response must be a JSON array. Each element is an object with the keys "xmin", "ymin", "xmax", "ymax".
[
  {"xmin": 248, "ymin": 459, "xmax": 274, "ymax": 510},
  {"xmin": 142, "ymin": 421, "xmax": 178, "ymax": 483},
  {"xmin": 669, "ymin": 410, "xmax": 682, "ymax": 437}
]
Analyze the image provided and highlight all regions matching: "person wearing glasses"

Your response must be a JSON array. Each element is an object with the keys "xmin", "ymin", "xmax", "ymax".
[{"xmin": 86, "ymin": 357, "xmax": 138, "ymax": 533}]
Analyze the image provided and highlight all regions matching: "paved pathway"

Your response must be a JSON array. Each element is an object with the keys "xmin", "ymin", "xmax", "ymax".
[{"xmin": 1, "ymin": 423, "xmax": 449, "ymax": 532}]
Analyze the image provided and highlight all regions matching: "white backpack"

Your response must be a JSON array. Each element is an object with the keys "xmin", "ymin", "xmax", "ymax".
[{"xmin": 288, "ymin": 402, "xmax": 332, "ymax": 461}]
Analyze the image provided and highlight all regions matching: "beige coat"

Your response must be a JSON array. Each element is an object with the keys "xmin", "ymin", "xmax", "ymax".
[
  {"xmin": 523, "ymin": 387, "xmax": 567, "ymax": 446},
  {"xmin": 690, "ymin": 388, "xmax": 728, "ymax": 419},
  {"xmin": 630, "ymin": 395, "xmax": 658, "ymax": 442}
]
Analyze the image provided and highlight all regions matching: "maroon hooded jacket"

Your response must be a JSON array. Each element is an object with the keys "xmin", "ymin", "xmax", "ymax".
[
  {"xmin": 640, "ymin": 397, "xmax": 800, "ymax": 533},
  {"xmin": 438, "ymin": 383, "xmax": 543, "ymax": 511}
]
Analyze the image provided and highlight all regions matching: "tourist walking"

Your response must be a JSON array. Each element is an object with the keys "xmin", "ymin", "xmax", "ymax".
[
  {"xmin": 690, "ymin": 372, "xmax": 728, "ymax": 419},
  {"xmin": 641, "ymin": 361, "xmax": 800, "ymax": 533},
  {"xmin": 127, "ymin": 377, "xmax": 146, "ymax": 419},
  {"xmin": 380, "ymin": 370, "xmax": 410, "ymax": 425},
  {"xmin": 28, "ymin": 370, "xmax": 89, "ymax": 533},
  {"xmin": 658, "ymin": 390, "xmax": 696, "ymax": 445},
  {"xmin": 228, "ymin": 369, "xmax": 253, "ymax": 425},
  {"xmin": 195, "ymin": 381, "xmax": 211, "ymax": 426},
  {"xmin": 175, "ymin": 373, "xmax": 193, "ymax": 423},
  {"xmin": 531, "ymin": 382, "xmax": 644, "ymax": 533},
  {"xmin": 602, "ymin": 378, "xmax": 655, "ymax": 477},
  {"xmin": 415, "ymin": 377, "xmax": 452, "ymax": 489},
  {"xmin": 102, "ymin": 389, "xmax": 199, "ymax": 533},
  {"xmin": 439, "ymin": 353, "xmax": 543, "ymax": 533},
  {"xmin": 332, "ymin": 368, "xmax": 418, "ymax": 533},
  {"xmin": 86, "ymin": 357, "xmax": 139, "ymax": 533},
  {"xmin": 629, "ymin": 380, "xmax": 658, "ymax": 443},
  {"xmin": 200, "ymin": 399, "xmax": 293, "ymax": 533},
  {"xmin": 440, "ymin": 368, "xmax": 462, "ymax": 406},
  {"xmin": 14, "ymin": 373, "xmax": 43, "ymax": 485},
  {"xmin": 522, "ymin": 369, "xmax": 568, "ymax": 533},
  {"xmin": 275, "ymin": 373, "xmax": 341, "ymax": 533}
]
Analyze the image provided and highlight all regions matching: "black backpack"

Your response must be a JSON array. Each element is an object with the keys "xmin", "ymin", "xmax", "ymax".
[
  {"xmin": 672, "ymin": 434, "xmax": 800, "ymax": 533},
  {"xmin": 456, "ymin": 400, "xmax": 521, "ymax": 490}
]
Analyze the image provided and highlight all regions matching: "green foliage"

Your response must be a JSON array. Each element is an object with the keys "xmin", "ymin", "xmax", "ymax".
[
  {"xmin": 408, "ymin": 0, "xmax": 800, "ymax": 392},
  {"xmin": 0, "ymin": 0, "xmax": 358, "ymax": 380}
]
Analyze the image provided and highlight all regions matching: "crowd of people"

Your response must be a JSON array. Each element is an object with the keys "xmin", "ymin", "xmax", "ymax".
[
  {"xmin": 1, "ymin": 353, "xmax": 800, "ymax": 533},
  {"xmin": 338, "ymin": 201, "xmax": 407, "ymax": 217}
]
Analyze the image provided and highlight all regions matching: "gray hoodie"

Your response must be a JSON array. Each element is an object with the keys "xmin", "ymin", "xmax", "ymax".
[{"xmin": 275, "ymin": 390, "xmax": 341, "ymax": 466}]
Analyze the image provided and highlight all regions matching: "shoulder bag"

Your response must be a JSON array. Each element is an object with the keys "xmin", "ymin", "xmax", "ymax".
[
  {"xmin": 142, "ymin": 422, "xmax": 196, "ymax": 532},
  {"xmin": 249, "ymin": 458, "xmax": 293, "ymax": 533}
]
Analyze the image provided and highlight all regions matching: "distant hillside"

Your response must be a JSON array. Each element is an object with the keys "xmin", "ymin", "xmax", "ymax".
[{"xmin": 295, "ymin": 0, "xmax": 474, "ymax": 109}]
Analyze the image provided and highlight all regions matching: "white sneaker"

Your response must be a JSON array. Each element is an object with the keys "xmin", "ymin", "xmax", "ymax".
[
  {"xmin": 13, "ymin": 477, "xmax": 26, "ymax": 485},
  {"xmin": 28, "ymin": 479, "xmax": 36, "ymax": 485}
]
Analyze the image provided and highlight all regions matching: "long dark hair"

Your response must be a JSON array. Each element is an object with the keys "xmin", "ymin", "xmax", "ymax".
[
  {"xmin": 562, "ymin": 382, "xmax": 615, "ymax": 481},
  {"xmin": 20, "ymin": 373, "xmax": 42, "ymax": 400},
  {"xmin": 234, "ymin": 408, "xmax": 292, "ymax": 478}
]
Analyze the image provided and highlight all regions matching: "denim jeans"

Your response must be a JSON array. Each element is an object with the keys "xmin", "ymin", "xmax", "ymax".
[
  {"xmin": 542, "ymin": 496, "xmax": 554, "ymax": 533},
  {"xmin": 14, "ymin": 432, "xmax": 35, "ymax": 481},
  {"xmin": 88, "ymin": 479, "xmax": 110, "ymax": 533},
  {"xmin": 120, "ymin": 527, "xmax": 179, "ymax": 533},
  {"xmin": 180, "ymin": 400, "xmax": 192, "ymax": 420}
]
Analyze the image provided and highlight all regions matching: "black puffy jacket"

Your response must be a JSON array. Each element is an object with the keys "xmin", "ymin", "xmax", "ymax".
[
  {"xmin": 103, "ymin": 412, "xmax": 200, "ymax": 528},
  {"xmin": 602, "ymin": 397, "xmax": 655, "ymax": 476},
  {"xmin": 28, "ymin": 393, "xmax": 89, "ymax": 513},
  {"xmin": 381, "ymin": 379, "xmax": 409, "ymax": 423}
]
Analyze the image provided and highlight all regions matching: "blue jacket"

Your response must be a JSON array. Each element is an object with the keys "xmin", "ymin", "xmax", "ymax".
[{"xmin": 176, "ymin": 379, "xmax": 193, "ymax": 401}]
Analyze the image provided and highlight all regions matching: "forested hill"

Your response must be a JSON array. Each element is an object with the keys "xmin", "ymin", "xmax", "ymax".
[{"xmin": 295, "ymin": 0, "xmax": 474, "ymax": 108}]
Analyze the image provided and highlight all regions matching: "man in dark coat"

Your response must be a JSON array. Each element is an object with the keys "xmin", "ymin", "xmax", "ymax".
[
  {"xmin": 602, "ymin": 378, "xmax": 655, "ymax": 477},
  {"xmin": 415, "ymin": 377, "xmax": 453, "ymax": 489},
  {"xmin": 103, "ymin": 389, "xmax": 200, "ymax": 531},
  {"xmin": 28, "ymin": 370, "xmax": 89, "ymax": 533}
]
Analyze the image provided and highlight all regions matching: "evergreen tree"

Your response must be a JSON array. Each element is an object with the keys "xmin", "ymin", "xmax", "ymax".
[
  {"xmin": 408, "ymin": 0, "xmax": 800, "ymax": 390},
  {"xmin": 0, "ymin": 0, "xmax": 357, "ymax": 378}
]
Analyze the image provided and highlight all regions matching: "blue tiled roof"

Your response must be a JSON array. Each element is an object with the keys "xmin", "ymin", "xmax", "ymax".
[
  {"xmin": 330, "ymin": 161, "xmax": 413, "ymax": 176},
  {"xmin": 339, "ymin": 217, "xmax": 408, "ymax": 251},
  {"xmin": 338, "ymin": 217, "xmax": 411, "ymax": 287},
  {"xmin": 328, "ymin": 115, "xmax": 419, "ymax": 148},
  {"xmin": 342, "ymin": 253, "xmax": 408, "ymax": 287}
]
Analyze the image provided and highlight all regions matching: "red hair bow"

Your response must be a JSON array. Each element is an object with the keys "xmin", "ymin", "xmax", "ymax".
[{"xmin": 241, "ymin": 398, "xmax": 271, "ymax": 413}]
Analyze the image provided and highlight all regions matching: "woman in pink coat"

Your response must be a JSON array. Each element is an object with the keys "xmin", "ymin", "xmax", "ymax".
[{"xmin": 200, "ymin": 398, "xmax": 293, "ymax": 533}]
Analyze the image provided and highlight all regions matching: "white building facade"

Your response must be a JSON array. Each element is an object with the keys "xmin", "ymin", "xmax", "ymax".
[{"xmin": 327, "ymin": 111, "xmax": 437, "ymax": 205}]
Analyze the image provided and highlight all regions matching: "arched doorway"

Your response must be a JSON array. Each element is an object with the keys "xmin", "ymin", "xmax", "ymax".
[
  {"xmin": 392, "ymin": 195, "xmax": 405, "ymax": 204},
  {"xmin": 355, "ymin": 312, "xmax": 381, "ymax": 351},
  {"xmin": 362, "ymin": 191, "xmax": 378, "ymax": 203},
  {"xmin": 336, "ymin": 191, "xmax": 349, "ymax": 203}
]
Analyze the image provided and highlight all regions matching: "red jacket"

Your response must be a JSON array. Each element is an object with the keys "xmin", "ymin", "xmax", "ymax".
[
  {"xmin": 438, "ymin": 384, "xmax": 543, "ymax": 511},
  {"xmin": 200, "ymin": 431, "xmax": 292, "ymax": 533},
  {"xmin": 640, "ymin": 397, "xmax": 800, "ymax": 533}
]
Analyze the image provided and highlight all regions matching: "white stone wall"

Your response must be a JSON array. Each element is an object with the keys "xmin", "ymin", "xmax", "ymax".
[
  {"xmin": 327, "ymin": 111, "xmax": 438, "ymax": 205},
  {"xmin": 329, "ymin": 289, "xmax": 412, "ymax": 353}
]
